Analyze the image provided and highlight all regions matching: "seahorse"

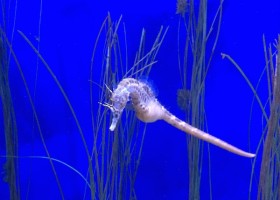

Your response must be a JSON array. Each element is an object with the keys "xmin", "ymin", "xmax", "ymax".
[{"xmin": 105, "ymin": 78, "xmax": 255, "ymax": 158}]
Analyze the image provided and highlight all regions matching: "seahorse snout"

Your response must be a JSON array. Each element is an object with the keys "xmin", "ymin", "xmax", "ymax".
[
  {"xmin": 109, "ymin": 119, "xmax": 117, "ymax": 131},
  {"xmin": 109, "ymin": 111, "xmax": 121, "ymax": 131}
]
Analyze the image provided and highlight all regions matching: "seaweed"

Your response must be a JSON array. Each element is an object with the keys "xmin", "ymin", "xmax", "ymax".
[
  {"xmin": 0, "ymin": 0, "xmax": 22, "ymax": 199},
  {"xmin": 222, "ymin": 35, "xmax": 280, "ymax": 200},
  {"xmin": 176, "ymin": 0, "xmax": 223, "ymax": 199},
  {"xmin": 257, "ymin": 35, "xmax": 280, "ymax": 200},
  {"xmin": 0, "ymin": 22, "xmax": 21, "ymax": 200},
  {"xmin": 0, "ymin": 6, "xmax": 167, "ymax": 198},
  {"xmin": 88, "ymin": 14, "xmax": 167, "ymax": 199}
]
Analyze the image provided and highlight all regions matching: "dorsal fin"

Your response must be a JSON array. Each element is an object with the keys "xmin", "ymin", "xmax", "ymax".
[{"xmin": 138, "ymin": 76, "xmax": 159, "ymax": 97}]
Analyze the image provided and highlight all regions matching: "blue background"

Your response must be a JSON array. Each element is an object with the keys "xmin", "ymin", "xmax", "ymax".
[{"xmin": 1, "ymin": 0, "xmax": 280, "ymax": 199}]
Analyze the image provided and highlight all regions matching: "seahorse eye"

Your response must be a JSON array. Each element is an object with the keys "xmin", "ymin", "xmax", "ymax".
[
  {"xmin": 113, "ymin": 112, "xmax": 119, "ymax": 118},
  {"xmin": 113, "ymin": 101, "xmax": 122, "ymax": 110},
  {"xmin": 111, "ymin": 95, "xmax": 126, "ymax": 111},
  {"xmin": 109, "ymin": 110, "xmax": 121, "ymax": 131}
]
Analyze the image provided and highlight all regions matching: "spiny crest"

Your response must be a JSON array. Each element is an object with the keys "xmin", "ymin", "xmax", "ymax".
[{"xmin": 137, "ymin": 76, "xmax": 159, "ymax": 97}]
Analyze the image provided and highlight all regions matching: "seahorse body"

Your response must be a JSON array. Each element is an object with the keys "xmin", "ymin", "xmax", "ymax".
[{"xmin": 108, "ymin": 78, "xmax": 255, "ymax": 158}]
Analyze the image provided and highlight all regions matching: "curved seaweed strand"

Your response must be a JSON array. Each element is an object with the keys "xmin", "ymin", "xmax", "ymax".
[
  {"xmin": 17, "ymin": 30, "xmax": 96, "ymax": 199},
  {"xmin": 89, "ymin": 14, "xmax": 109, "ymax": 199},
  {"xmin": 222, "ymin": 36, "xmax": 280, "ymax": 199},
  {"xmin": 0, "ymin": 29, "xmax": 65, "ymax": 199},
  {"xmin": 0, "ymin": 155, "xmax": 91, "ymax": 189}
]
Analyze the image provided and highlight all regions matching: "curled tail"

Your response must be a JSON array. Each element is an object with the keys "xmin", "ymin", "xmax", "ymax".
[{"xmin": 162, "ymin": 110, "xmax": 255, "ymax": 158}]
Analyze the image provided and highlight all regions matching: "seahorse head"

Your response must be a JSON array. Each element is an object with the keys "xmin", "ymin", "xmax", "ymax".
[{"xmin": 109, "ymin": 88, "xmax": 130, "ymax": 131}]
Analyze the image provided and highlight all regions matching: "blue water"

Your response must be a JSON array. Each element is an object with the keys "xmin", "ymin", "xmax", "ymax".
[{"xmin": 1, "ymin": 0, "xmax": 280, "ymax": 199}]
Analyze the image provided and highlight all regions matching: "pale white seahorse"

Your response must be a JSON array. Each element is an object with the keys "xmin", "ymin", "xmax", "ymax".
[{"xmin": 105, "ymin": 78, "xmax": 255, "ymax": 158}]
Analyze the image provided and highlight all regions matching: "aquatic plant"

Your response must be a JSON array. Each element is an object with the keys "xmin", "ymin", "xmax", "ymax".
[
  {"xmin": 1, "ymin": 26, "xmax": 65, "ymax": 200},
  {"xmin": 257, "ymin": 36, "xmax": 280, "ymax": 200},
  {"xmin": 87, "ymin": 14, "xmax": 167, "ymax": 199},
  {"xmin": 176, "ymin": 0, "xmax": 224, "ymax": 199},
  {"xmin": 221, "ymin": 35, "xmax": 280, "ymax": 199},
  {"xmin": 0, "ymin": 19, "xmax": 21, "ymax": 200},
  {"xmin": 0, "ymin": 3, "xmax": 167, "ymax": 197}
]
